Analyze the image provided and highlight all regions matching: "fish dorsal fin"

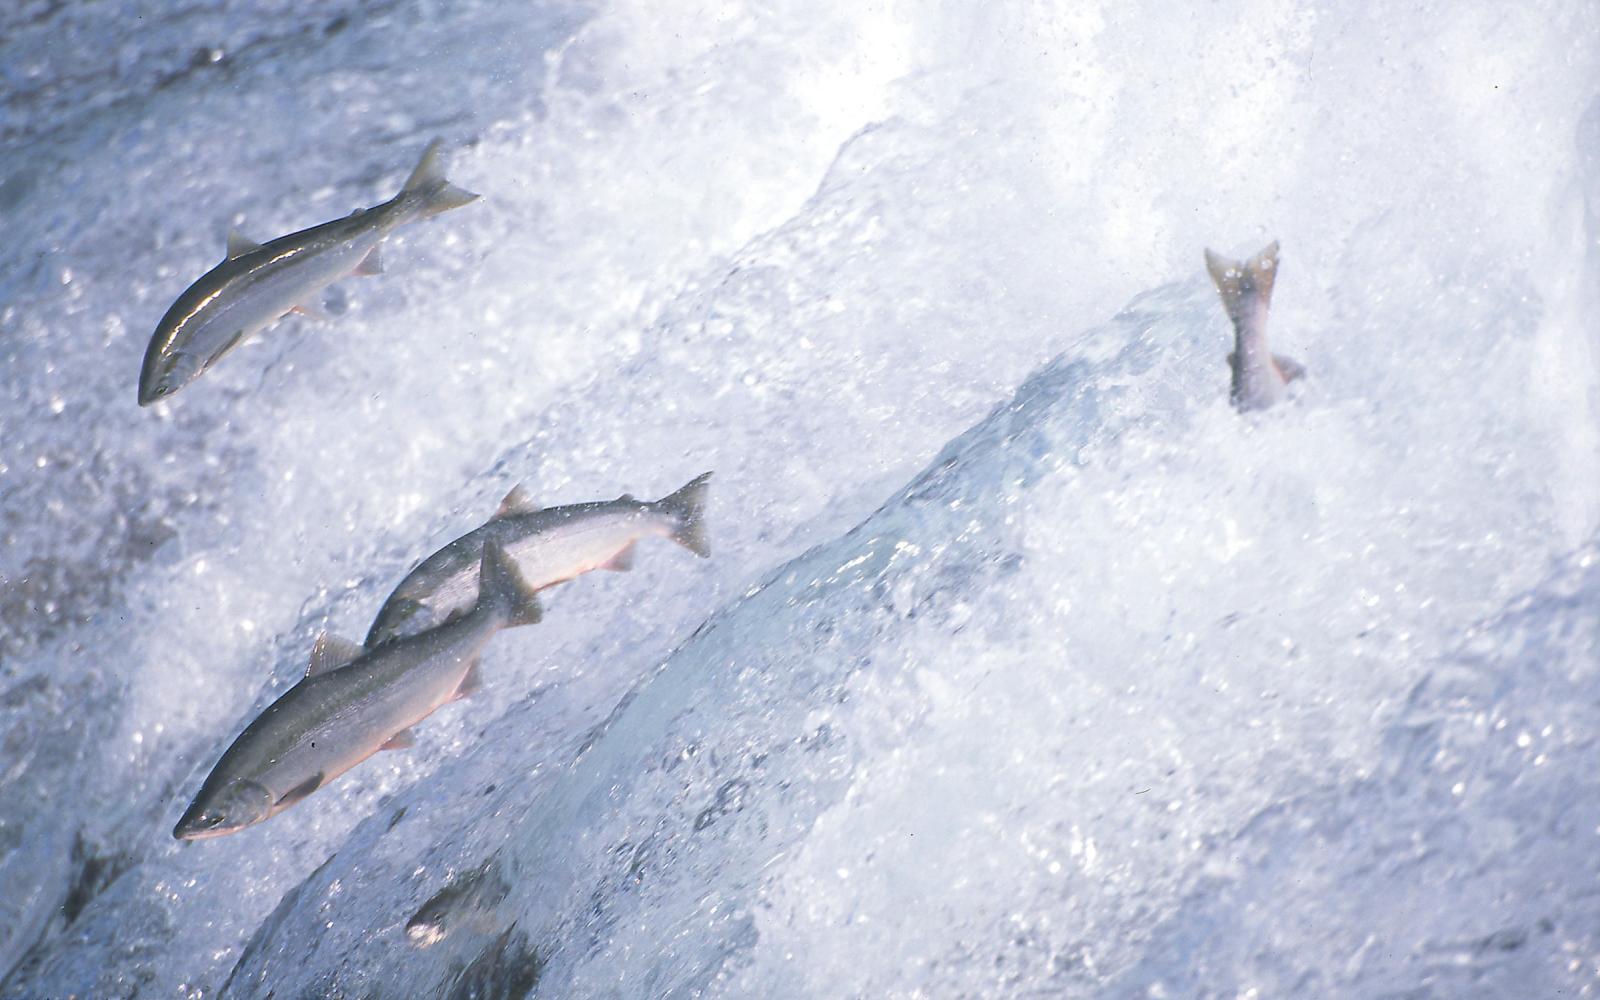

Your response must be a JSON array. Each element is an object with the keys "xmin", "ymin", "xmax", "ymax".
[
  {"xmin": 308, "ymin": 632, "xmax": 365, "ymax": 676},
  {"xmin": 494, "ymin": 483, "xmax": 539, "ymax": 519},
  {"xmin": 226, "ymin": 229, "xmax": 263, "ymax": 260},
  {"xmin": 478, "ymin": 542, "xmax": 543, "ymax": 628}
]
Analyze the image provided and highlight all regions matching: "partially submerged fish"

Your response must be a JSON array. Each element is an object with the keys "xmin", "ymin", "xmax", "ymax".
[
  {"xmin": 139, "ymin": 139, "xmax": 478, "ymax": 405},
  {"xmin": 406, "ymin": 858, "xmax": 510, "ymax": 948},
  {"xmin": 173, "ymin": 543, "xmax": 539, "ymax": 840},
  {"xmin": 1203, "ymin": 241, "xmax": 1304, "ymax": 412},
  {"xmin": 366, "ymin": 472, "xmax": 712, "ymax": 648}
]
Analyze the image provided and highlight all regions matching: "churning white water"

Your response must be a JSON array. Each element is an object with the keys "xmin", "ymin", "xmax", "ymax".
[{"xmin": 1, "ymin": 1, "xmax": 1597, "ymax": 996}]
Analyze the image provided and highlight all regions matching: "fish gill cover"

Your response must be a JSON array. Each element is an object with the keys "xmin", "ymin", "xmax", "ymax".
[{"xmin": 0, "ymin": 0, "xmax": 1597, "ymax": 997}]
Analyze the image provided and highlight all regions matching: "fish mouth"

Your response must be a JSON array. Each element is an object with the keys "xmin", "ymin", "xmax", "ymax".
[
  {"xmin": 139, "ymin": 333, "xmax": 206, "ymax": 406},
  {"xmin": 137, "ymin": 349, "xmax": 191, "ymax": 406},
  {"xmin": 172, "ymin": 819, "xmax": 246, "ymax": 841},
  {"xmin": 172, "ymin": 779, "xmax": 274, "ymax": 840},
  {"xmin": 138, "ymin": 332, "xmax": 176, "ymax": 406},
  {"xmin": 172, "ymin": 809, "xmax": 250, "ymax": 840},
  {"xmin": 137, "ymin": 357, "xmax": 181, "ymax": 407}
]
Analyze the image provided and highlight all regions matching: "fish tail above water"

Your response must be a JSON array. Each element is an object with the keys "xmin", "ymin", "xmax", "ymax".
[
  {"xmin": 477, "ymin": 541, "xmax": 543, "ymax": 627},
  {"xmin": 400, "ymin": 139, "xmax": 480, "ymax": 219},
  {"xmin": 1204, "ymin": 241, "xmax": 1280, "ymax": 324},
  {"xmin": 1203, "ymin": 240, "xmax": 1303, "ymax": 412},
  {"xmin": 654, "ymin": 472, "xmax": 713, "ymax": 558}
]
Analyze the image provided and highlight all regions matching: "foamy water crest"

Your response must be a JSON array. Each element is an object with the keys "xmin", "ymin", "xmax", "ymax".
[{"xmin": 0, "ymin": 0, "xmax": 1596, "ymax": 996}]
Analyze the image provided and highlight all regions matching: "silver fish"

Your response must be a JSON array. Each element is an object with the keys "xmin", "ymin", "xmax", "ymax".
[
  {"xmin": 139, "ymin": 139, "xmax": 478, "ymax": 405},
  {"xmin": 405, "ymin": 858, "xmax": 509, "ymax": 948},
  {"xmin": 173, "ymin": 542, "xmax": 539, "ymax": 841},
  {"xmin": 1204, "ymin": 241, "xmax": 1304, "ymax": 412},
  {"xmin": 366, "ymin": 472, "xmax": 712, "ymax": 648}
]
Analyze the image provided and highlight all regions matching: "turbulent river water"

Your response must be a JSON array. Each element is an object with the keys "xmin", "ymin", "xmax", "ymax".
[{"xmin": 1, "ymin": 1, "xmax": 1598, "ymax": 996}]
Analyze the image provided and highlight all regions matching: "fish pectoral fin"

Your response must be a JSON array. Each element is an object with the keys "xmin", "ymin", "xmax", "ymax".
[
  {"xmin": 226, "ymin": 228, "xmax": 264, "ymax": 260},
  {"xmin": 353, "ymin": 246, "xmax": 383, "ymax": 276},
  {"xmin": 292, "ymin": 300, "xmax": 332, "ymax": 321},
  {"xmin": 494, "ymin": 483, "xmax": 540, "ymax": 519},
  {"xmin": 602, "ymin": 541, "xmax": 637, "ymax": 572},
  {"xmin": 1273, "ymin": 354, "xmax": 1305, "ymax": 383},
  {"xmin": 203, "ymin": 331, "xmax": 248, "ymax": 372},
  {"xmin": 308, "ymin": 632, "xmax": 365, "ymax": 676},
  {"xmin": 381, "ymin": 728, "xmax": 419, "ymax": 751},
  {"xmin": 276, "ymin": 772, "xmax": 324, "ymax": 809},
  {"xmin": 451, "ymin": 661, "xmax": 484, "ymax": 702}
]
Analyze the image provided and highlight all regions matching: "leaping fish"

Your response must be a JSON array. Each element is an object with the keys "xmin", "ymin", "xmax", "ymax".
[
  {"xmin": 173, "ymin": 542, "xmax": 539, "ymax": 840},
  {"xmin": 1203, "ymin": 241, "xmax": 1304, "ymax": 412},
  {"xmin": 366, "ymin": 472, "xmax": 712, "ymax": 648},
  {"xmin": 139, "ymin": 139, "xmax": 479, "ymax": 406}
]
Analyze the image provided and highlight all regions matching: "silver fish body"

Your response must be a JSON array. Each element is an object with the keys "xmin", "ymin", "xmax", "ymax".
[
  {"xmin": 173, "ymin": 543, "xmax": 539, "ymax": 841},
  {"xmin": 405, "ymin": 859, "xmax": 509, "ymax": 948},
  {"xmin": 1204, "ymin": 241, "xmax": 1304, "ymax": 412},
  {"xmin": 367, "ymin": 472, "xmax": 712, "ymax": 647},
  {"xmin": 139, "ymin": 139, "xmax": 478, "ymax": 405}
]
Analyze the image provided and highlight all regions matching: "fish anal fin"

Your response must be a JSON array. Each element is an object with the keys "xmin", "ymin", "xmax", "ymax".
[
  {"xmin": 1273, "ymin": 353, "xmax": 1305, "ymax": 383},
  {"xmin": 276, "ymin": 772, "xmax": 324, "ymax": 809},
  {"xmin": 495, "ymin": 484, "xmax": 539, "ymax": 519},
  {"xmin": 381, "ymin": 728, "xmax": 418, "ymax": 751},
  {"xmin": 353, "ymin": 246, "xmax": 383, "ymax": 276},
  {"xmin": 602, "ymin": 541, "xmax": 637, "ymax": 572},
  {"xmin": 451, "ymin": 661, "xmax": 483, "ymax": 702},
  {"xmin": 308, "ymin": 632, "xmax": 365, "ymax": 677},
  {"xmin": 226, "ymin": 229, "xmax": 263, "ymax": 260}
]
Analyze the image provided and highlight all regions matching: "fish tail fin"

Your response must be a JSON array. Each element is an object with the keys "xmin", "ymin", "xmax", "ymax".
[
  {"xmin": 655, "ymin": 472, "xmax": 713, "ymax": 558},
  {"xmin": 477, "ymin": 542, "xmax": 542, "ymax": 627},
  {"xmin": 1204, "ymin": 240, "xmax": 1280, "ymax": 319},
  {"xmin": 401, "ymin": 139, "xmax": 481, "ymax": 218}
]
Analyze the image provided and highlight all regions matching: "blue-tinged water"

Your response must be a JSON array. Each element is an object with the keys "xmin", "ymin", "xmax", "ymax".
[{"xmin": 1, "ymin": 1, "xmax": 1597, "ymax": 996}]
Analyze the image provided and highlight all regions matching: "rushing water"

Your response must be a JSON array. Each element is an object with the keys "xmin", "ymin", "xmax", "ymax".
[{"xmin": 2, "ymin": 1, "xmax": 1597, "ymax": 996}]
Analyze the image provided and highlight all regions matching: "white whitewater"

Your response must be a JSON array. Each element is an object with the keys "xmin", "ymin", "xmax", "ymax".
[{"xmin": 0, "ymin": 1, "xmax": 1596, "ymax": 996}]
